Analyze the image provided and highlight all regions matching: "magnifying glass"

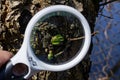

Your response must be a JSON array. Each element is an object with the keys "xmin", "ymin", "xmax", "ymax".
[{"xmin": 2, "ymin": 5, "xmax": 91, "ymax": 80}]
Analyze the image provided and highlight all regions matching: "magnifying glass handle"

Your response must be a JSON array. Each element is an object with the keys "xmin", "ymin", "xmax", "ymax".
[
  {"xmin": 0, "ymin": 63, "xmax": 6, "ymax": 80},
  {"xmin": 0, "ymin": 61, "xmax": 26, "ymax": 80}
]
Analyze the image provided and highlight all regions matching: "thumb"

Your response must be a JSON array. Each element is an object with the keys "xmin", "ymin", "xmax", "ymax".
[{"xmin": 0, "ymin": 50, "xmax": 13, "ymax": 68}]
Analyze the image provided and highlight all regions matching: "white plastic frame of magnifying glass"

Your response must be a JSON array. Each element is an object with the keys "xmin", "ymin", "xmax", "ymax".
[{"xmin": 11, "ymin": 5, "xmax": 91, "ymax": 78}]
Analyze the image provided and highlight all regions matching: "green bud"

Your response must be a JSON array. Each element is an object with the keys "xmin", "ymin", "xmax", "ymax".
[
  {"xmin": 48, "ymin": 50, "xmax": 53, "ymax": 60},
  {"xmin": 51, "ymin": 34, "xmax": 64, "ymax": 45}
]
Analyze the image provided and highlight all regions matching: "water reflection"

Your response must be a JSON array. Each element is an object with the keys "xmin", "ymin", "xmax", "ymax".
[{"xmin": 89, "ymin": 1, "xmax": 120, "ymax": 80}]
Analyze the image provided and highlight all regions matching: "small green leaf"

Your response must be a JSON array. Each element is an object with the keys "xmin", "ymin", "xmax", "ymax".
[
  {"xmin": 51, "ymin": 34, "xmax": 64, "ymax": 45},
  {"xmin": 48, "ymin": 50, "xmax": 53, "ymax": 60}
]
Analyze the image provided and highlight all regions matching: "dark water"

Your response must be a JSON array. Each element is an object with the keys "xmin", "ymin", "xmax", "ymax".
[{"xmin": 89, "ymin": 1, "xmax": 120, "ymax": 80}]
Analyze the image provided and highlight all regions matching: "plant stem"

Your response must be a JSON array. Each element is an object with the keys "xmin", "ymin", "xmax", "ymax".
[
  {"xmin": 68, "ymin": 31, "xmax": 99, "ymax": 41},
  {"xmin": 54, "ymin": 51, "xmax": 64, "ymax": 57}
]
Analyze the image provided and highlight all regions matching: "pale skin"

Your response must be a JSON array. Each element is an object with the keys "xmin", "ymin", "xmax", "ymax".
[{"xmin": 0, "ymin": 50, "xmax": 13, "ymax": 68}]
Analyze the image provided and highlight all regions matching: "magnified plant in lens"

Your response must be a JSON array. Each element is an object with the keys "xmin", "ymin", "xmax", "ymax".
[{"xmin": 30, "ymin": 12, "xmax": 85, "ymax": 64}]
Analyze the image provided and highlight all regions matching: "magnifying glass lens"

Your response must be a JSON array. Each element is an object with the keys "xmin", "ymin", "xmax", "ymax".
[{"xmin": 30, "ymin": 11, "xmax": 85, "ymax": 64}]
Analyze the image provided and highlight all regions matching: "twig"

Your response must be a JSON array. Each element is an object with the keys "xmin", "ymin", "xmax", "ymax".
[
  {"xmin": 99, "ymin": 0, "xmax": 118, "ymax": 6},
  {"xmin": 54, "ymin": 51, "xmax": 64, "ymax": 57},
  {"xmin": 98, "ymin": 13, "xmax": 113, "ymax": 19},
  {"xmin": 91, "ymin": 31, "xmax": 99, "ymax": 35},
  {"xmin": 68, "ymin": 31, "xmax": 99, "ymax": 41}
]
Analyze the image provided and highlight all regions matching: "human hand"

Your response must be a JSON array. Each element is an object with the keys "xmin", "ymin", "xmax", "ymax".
[{"xmin": 0, "ymin": 50, "xmax": 13, "ymax": 68}]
